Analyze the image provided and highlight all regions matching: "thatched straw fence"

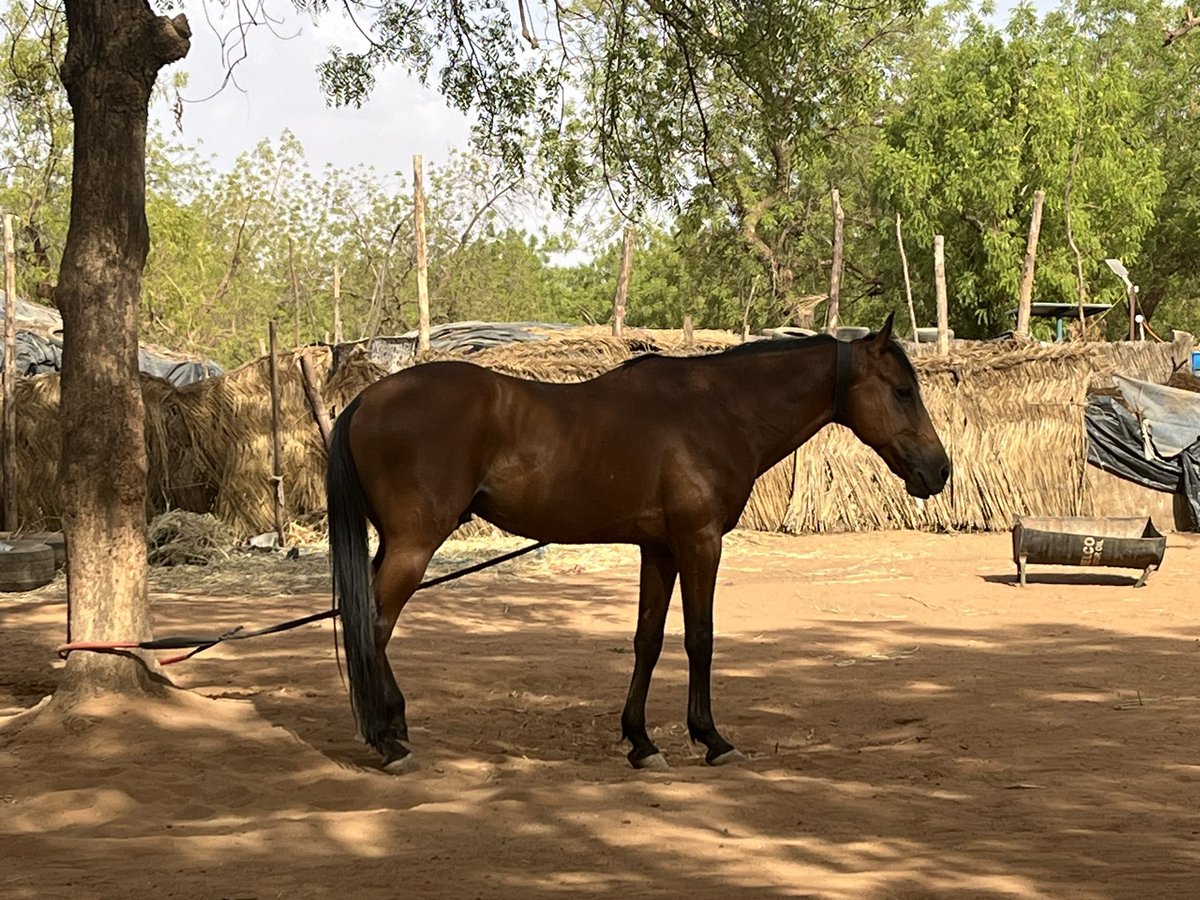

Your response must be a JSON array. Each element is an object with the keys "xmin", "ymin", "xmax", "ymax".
[{"xmin": 9, "ymin": 328, "xmax": 1194, "ymax": 538}]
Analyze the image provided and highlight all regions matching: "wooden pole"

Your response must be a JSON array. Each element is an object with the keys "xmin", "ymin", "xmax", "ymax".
[
  {"xmin": 895, "ymin": 213, "xmax": 919, "ymax": 341},
  {"xmin": 332, "ymin": 261, "xmax": 343, "ymax": 345},
  {"xmin": 413, "ymin": 155, "xmax": 431, "ymax": 353},
  {"xmin": 288, "ymin": 236, "xmax": 302, "ymax": 349},
  {"xmin": 683, "ymin": 314, "xmax": 694, "ymax": 349},
  {"xmin": 1015, "ymin": 189, "xmax": 1046, "ymax": 338},
  {"xmin": 826, "ymin": 189, "xmax": 844, "ymax": 334},
  {"xmin": 934, "ymin": 235, "xmax": 949, "ymax": 356},
  {"xmin": 612, "ymin": 225, "xmax": 635, "ymax": 338},
  {"xmin": 298, "ymin": 354, "xmax": 333, "ymax": 450},
  {"xmin": 741, "ymin": 276, "xmax": 758, "ymax": 343},
  {"xmin": 267, "ymin": 321, "xmax": 286, "ymax": 547},
  {"xmin": 2, "ymin": 215, "xmax": 17, "ymax": 532}
]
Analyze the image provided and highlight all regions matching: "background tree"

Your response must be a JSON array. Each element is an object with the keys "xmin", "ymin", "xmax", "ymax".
[
  {"xmin": 1073, "ymin": 0, "xmax": 1200, "ymax": 335},
  {"xmin": 0, "ymin": 0, "xmax": 70, "ymax": 299},
  {"xmin": 872, "ymin": 5, "xmax": 1164, "ymax": 338},
  {"xmin": 557, "ymin": 0, "xmax": 921, "ymax": 326}
]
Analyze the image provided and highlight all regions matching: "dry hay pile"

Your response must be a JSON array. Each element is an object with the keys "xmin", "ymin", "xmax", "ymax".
[
  {"xmin": 147, "ymin": 510, "xmax": 234, "ymax": 566},
  {"xmin": 1088, "ymin": 334, "xmax": 1193, "ymax": 387},
  {"xmin": 105, "ymin": 347, "xmax": 335, "ymax": 540},
  {"xmin": 11, "ymin": 374, "xmax": 62, "ymax": 528},
  {"xmin": 777, "ymin": 342, "xmax": 1137, "ymax": 533},
  {"xmin": 9, "ymin": 329, "xmax": 1194, "ymax": 540},
  {"xmin": 1167, "ymin": 369, "xmax": 1200, "ymax": 393}
]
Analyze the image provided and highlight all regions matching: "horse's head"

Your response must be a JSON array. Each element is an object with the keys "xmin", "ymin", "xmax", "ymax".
[{"xmin": 840, "ymin": 314, "xmax": 950, "ymax": 499}]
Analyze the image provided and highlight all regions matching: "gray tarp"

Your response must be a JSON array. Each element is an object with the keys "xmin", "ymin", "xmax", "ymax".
[
  {"xmin": 1086, "ymin": 381, "xmax": 1200, "ymax": 530},
  {"xmin": 0, "ymin": 292, "xmax": 222, "ymax": 387},
  {"xmin": 347, "ymin": 321, "xmax": 570, "ymax": 372},
  {"xmin": 1112, "ymin": 375, "xmax": 1200, "ymax": 458},
  {"xmin": 0, "ymin": 329, "xmax": 222, "ymax": 387}
]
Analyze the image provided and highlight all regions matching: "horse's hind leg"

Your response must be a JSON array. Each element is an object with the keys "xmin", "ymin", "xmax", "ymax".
[
  {"xmin": 620, "ymin": 547, "xmax": 677, "ymax": 769},
  {"xmin": 371, "ymin": 543, "xmax": 410, "ymax": 746},
  {"xmin": 370, "ymin": 538, "xmax": 440, "ymax": 772}
]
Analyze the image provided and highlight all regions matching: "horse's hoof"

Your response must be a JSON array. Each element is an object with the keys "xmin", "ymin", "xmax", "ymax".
[
  {"xmin": 382, "ymin": 754, "xmax": 420, "ymax": 775},
  {"xmin": 632, "ymin": 752, "xmax": 670, "ymax": 771},
  {"xmin": 707, "ymin": 748, "xmax": 747, "ymax": 767}
]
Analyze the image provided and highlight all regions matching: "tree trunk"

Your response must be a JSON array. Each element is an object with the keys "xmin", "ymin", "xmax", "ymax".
[{"xmin": 55, "ymin": 0, "xmax": 190, "ymax": 701}]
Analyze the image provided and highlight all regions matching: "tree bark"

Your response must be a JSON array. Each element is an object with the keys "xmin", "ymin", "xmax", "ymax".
[
  {"xmin": 55, "ymin": 0, "xmax": 190, "ymax": 700},
  {"xmin": 3, "ymin": 216, "xmax": 18, "ymax": 532}
]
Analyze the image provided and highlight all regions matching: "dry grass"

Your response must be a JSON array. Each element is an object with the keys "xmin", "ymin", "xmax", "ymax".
[{"xmin": 146, "ymin": 510, "xmax": 235, "ymax": 566}]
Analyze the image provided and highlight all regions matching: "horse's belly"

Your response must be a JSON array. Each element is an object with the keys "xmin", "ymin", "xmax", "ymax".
[{"xmin": 470, "ymin": 478, "xmax": 665, "ymax": 545}]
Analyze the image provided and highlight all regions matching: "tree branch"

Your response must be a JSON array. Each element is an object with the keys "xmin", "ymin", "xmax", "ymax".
[
  {"xmin": 1164, "ymin": 6, "xmax": 1200, "ymax": 46},
  {"xmin": 146, "ymin": 13, "xmax": 191, "ymax": 68}
]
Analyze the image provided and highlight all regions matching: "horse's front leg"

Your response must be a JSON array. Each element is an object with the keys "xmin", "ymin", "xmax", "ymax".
[
  {"xmin": 620, "ymin": 546, "xmax": 677, "ymax": 769},
  {"xmin": 676, "ymin": 531, "xmax": 744, "ymax": 765}
]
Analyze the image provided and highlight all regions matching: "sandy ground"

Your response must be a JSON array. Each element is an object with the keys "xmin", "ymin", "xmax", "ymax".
[{"xmin": 2, "ymin": 529, "xmax": 1199, "ymax": 899}]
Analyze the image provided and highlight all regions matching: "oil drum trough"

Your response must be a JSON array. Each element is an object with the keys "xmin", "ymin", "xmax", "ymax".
[{"xmin": 1011, "ymin": 516, "xmax": 1166, "ymax": 587}]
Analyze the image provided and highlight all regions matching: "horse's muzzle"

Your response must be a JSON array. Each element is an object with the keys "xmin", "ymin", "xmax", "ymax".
[{"xmin": 905, "ymin": 456, "xmax": 951, "ymax": 499}]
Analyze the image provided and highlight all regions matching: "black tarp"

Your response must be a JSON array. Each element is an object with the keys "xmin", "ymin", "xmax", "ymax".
[{"xmin": 1085, "ymin": 394, "xmax": 1200, "ymax": 529}]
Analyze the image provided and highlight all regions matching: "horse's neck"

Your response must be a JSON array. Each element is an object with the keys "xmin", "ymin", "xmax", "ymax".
[{"xmin": 717, "ymin": 341, "xmax": 840, "ymax": 472}]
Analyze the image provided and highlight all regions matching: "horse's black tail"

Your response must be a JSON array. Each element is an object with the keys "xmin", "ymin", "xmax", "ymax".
[{"xmin": 327, "ymin": 395, "xmax": 388, "ymax": 752}]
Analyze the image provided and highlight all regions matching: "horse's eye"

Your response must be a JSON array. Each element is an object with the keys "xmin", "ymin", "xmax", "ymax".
[{"xmin": 894, "ymin": 386, "xmax": 914, "ymax": 402}]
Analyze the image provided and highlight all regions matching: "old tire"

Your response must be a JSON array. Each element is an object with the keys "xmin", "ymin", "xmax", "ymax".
[
  {"xmin": 0, "ymin": 531, "xmax": 65, "ymax": 569},
  {"xmin": 35, "ymin": 532, "xmax": 65, "ymax": 569},
  {"xmin": 0, "ymin": 541, "xmax": 56, "ymax": 592}
]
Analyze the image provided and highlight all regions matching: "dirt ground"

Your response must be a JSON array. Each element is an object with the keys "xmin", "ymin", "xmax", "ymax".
[{"xmin": 2, "ymin": 529, "xmax": 1199, "ymax": 899}]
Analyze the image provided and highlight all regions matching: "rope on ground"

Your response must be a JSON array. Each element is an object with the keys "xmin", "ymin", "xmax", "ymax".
[{"xmin": 56, "ymin": 541, "xmax": 549, "ymax": 665}]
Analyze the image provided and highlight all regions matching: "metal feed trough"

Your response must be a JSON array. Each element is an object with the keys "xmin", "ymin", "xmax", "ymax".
[{"xmin": 1011, "ymin": 516, "xmax": 1166, "ymax": 587}]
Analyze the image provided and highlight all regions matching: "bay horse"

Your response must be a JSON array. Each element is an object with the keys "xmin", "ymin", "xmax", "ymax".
[{"xmin": 327, "ymin": 313, "xmax": 950, "ymax": 773}]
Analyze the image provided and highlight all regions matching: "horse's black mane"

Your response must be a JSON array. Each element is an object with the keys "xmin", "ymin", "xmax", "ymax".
[
  {"xmin": 619, "ymin": 331, "xmax": 917, "ymax": 380},
  {"xmin": 618, "ymin": 332, "xmax": 836, "ymax": 369}
]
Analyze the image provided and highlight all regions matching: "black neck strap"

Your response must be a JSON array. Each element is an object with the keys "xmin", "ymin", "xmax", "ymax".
[{"xmin": 833, "ymin": 338, "xmax": 852, "ymax": 423}]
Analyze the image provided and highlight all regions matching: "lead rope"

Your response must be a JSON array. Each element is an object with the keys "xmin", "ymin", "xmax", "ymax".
[{"xmin": 56, "ymin": 540, "xmax": 549, "ymax": 665}]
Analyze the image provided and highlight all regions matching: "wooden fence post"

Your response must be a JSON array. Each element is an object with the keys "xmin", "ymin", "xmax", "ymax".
[
  {"xmin": 895, "ymin": 213, "xmax": 919, "ymax": 341},
  {"xmin": 683, "ymin": 314, "xmax": 694, "ymax": 349},
  {"xmin": 826, "ymin": 189, "xmax": 844, "ymax": 334},
  {"xmin": 2, "ymin": 215, "xmax": 16, "ymax": 531},
  {"xmin": 413, "ymin": 154, "xmax": 431, "ymax": 353},
  {"xmin": 332, "ymin": 261, "xmax": 343, "ymax": 345},
  {"xmin": 1016, "ymin": 189, "xmax": 1046, "ymax": 338},
  {"xmin": 267, "ymin": 321, "xmax": 286, "ymax": 546},
  {"xmin": 934, "ymin": 235, "xmax": 949, "ymax": 355},
  {"xmin": 612, "ymin": 225, "xmax": 635, "ymax": 338},
  {"xmin": 298, "ymin": 355, "xmax": 333, "ymax": 450},
  {"xmin": 288, "ymin": 236, "xmax": 302, "ymax": 348}
]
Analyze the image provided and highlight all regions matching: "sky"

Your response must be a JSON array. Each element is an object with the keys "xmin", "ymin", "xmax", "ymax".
[{"xmin": 155, "ymin": 5, "xmax": 474, "ymax": 180}]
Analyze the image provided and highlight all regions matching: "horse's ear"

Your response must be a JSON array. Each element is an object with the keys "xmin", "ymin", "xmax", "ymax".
[{"xmin": 870, "ymin": 312, "xmax": 895, "ymax": 353}]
